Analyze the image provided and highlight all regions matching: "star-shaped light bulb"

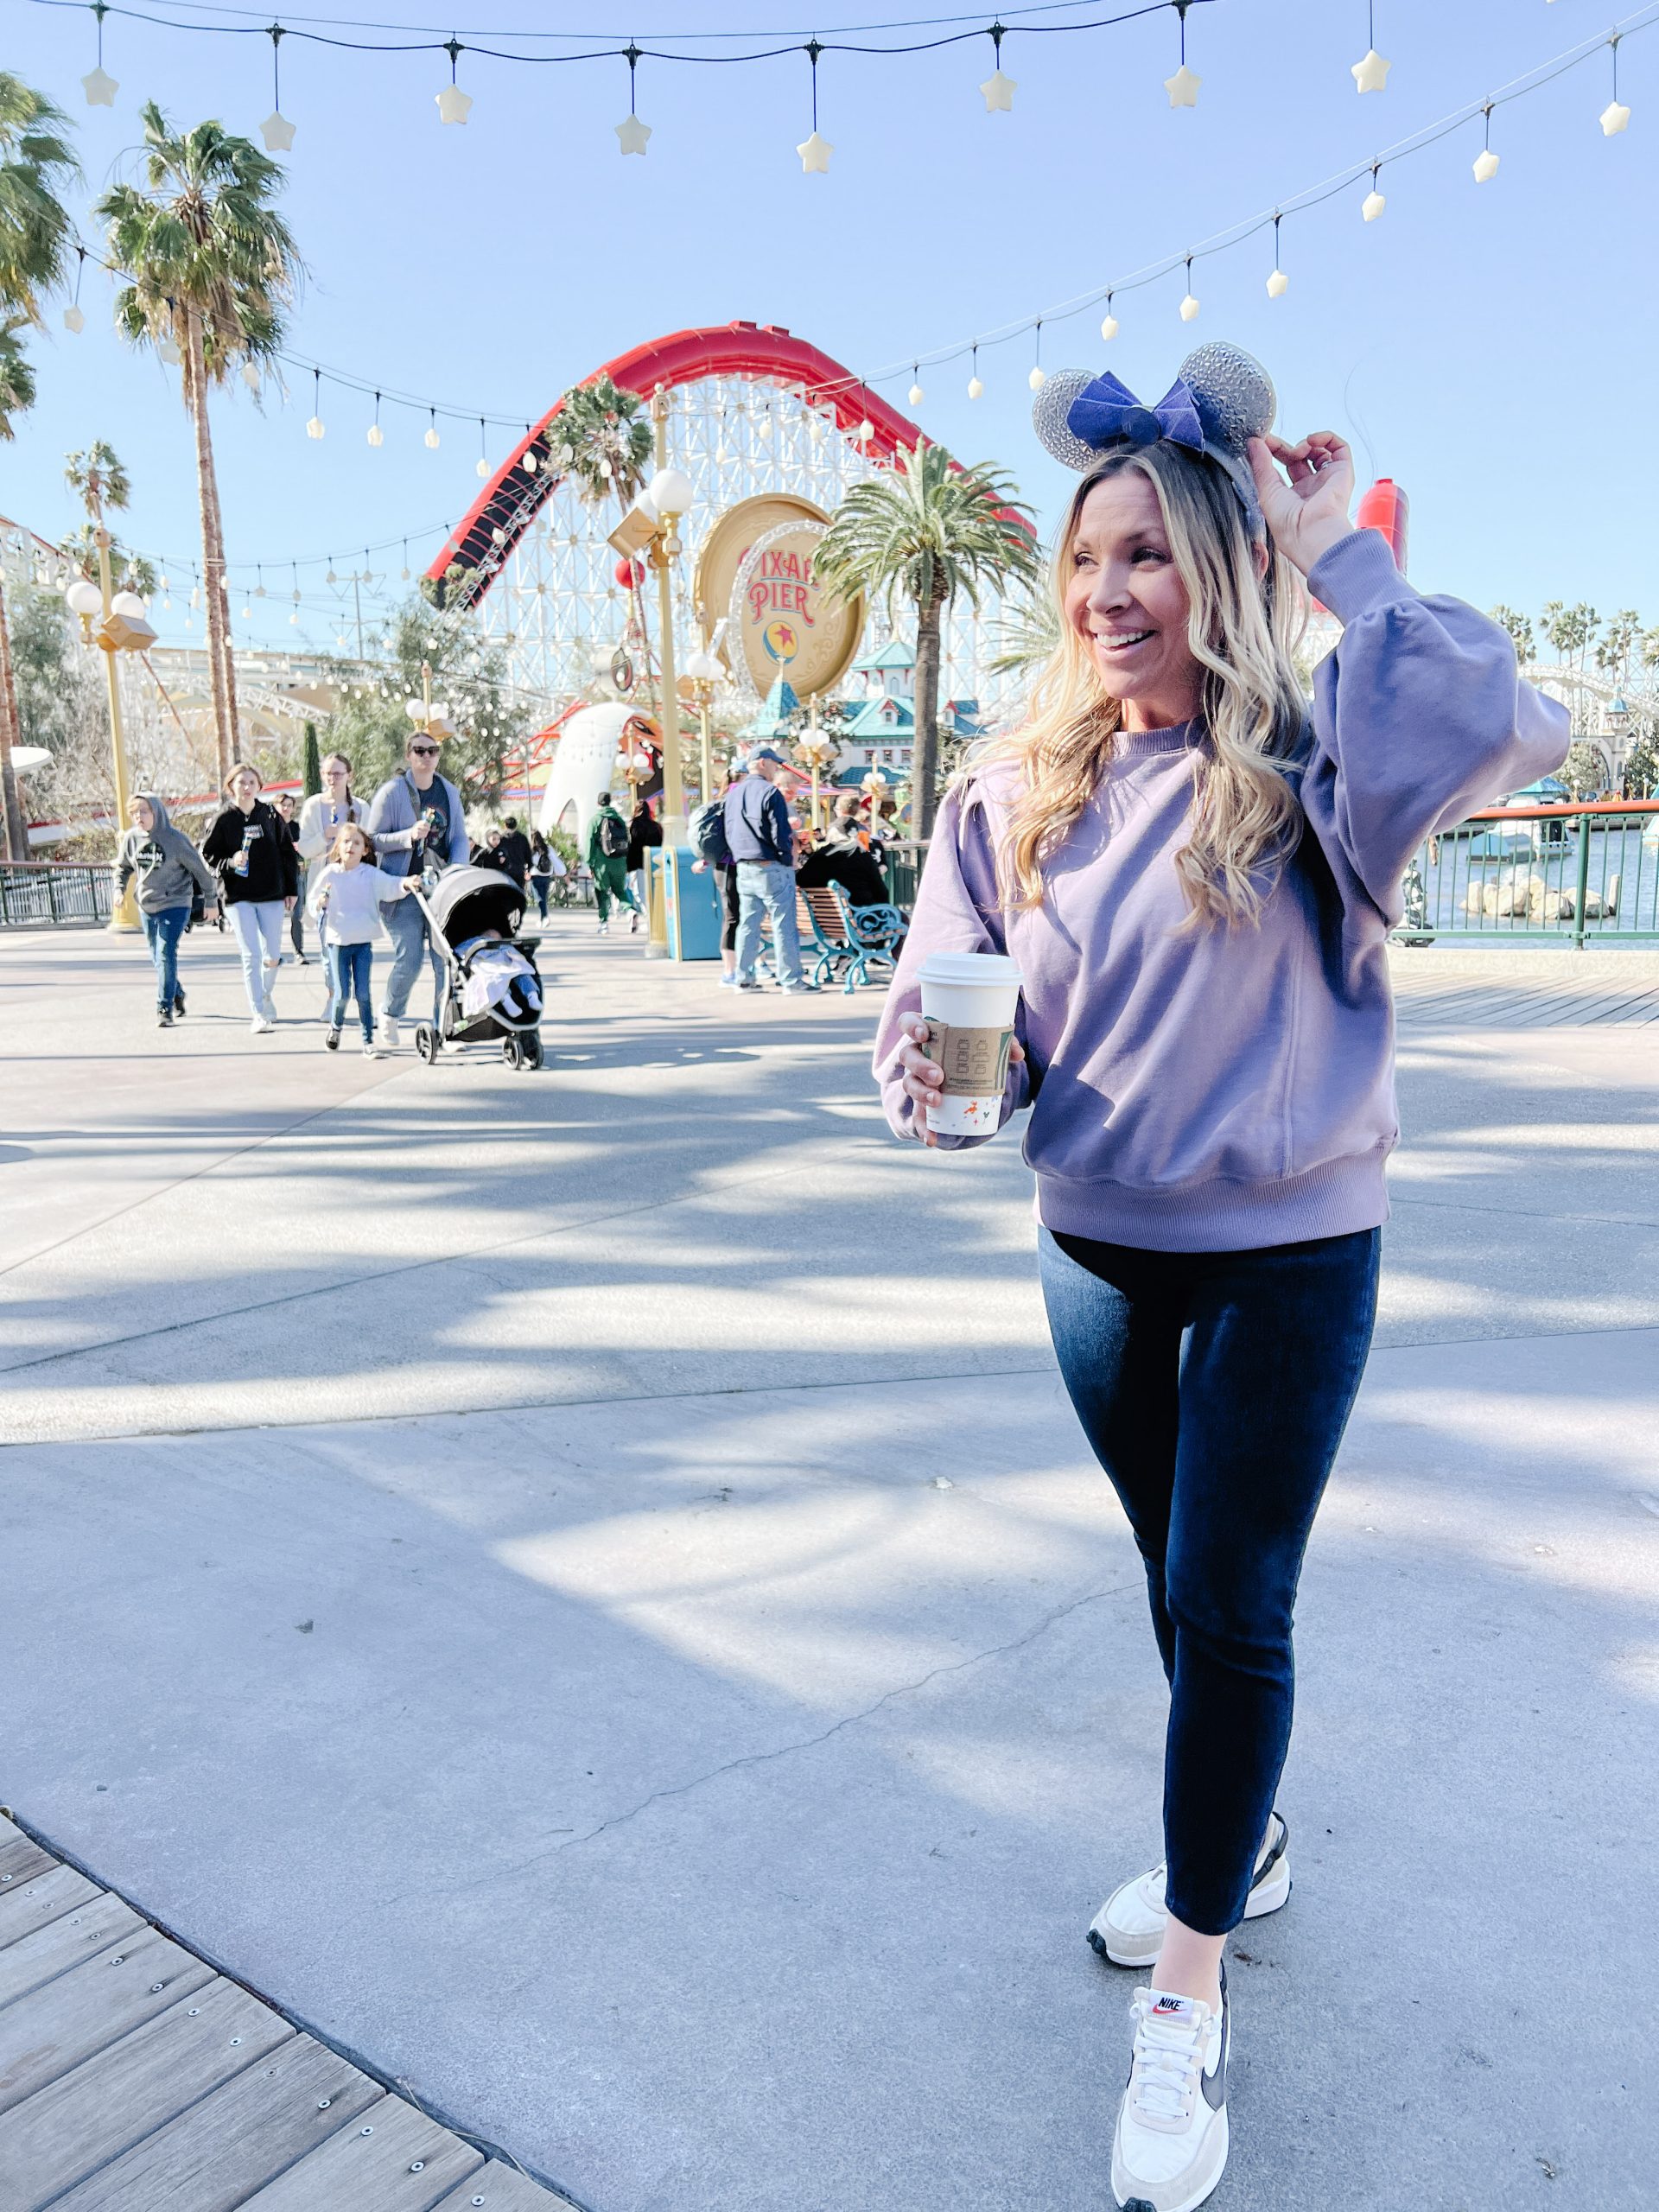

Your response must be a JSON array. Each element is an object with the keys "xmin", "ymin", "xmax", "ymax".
[
  {"xmin": 307, "ymin": 416, "xmax": 325, "ymax": 440},
  {"xmin": 908, "ymin": 380, "xmax": 925, "ymax": 407},
  {"xmin": 1028, "ymin": 365, "xmax": 1046, "ymax": 392},
  {"xmin": 1179, "ymin": 291, "xmax": 1200, "ymax": 322},
  {"xmin": 241, "ymin": 361, "xmax": 261, "ymax": 391},
  {"xmin": 1351, "ymin": 48, "xmax": 1390, "ymax": 95},
  {"xmin": 63, "ymin": 304, "xmax": 85, "ymax": 334},
  {"xmin": 475, "ymin": 457, "xmax": 490, "ymax": 479},
  {"xmin": 1100, "ymin": 313, "xmax": 1120, "ymax": 341},
  {"xmin": 1266, "ymin": 268, "xmax": 1289, "ymax": 298},
  {"xmin": 1362, "ymin": 186, "xmax": 1387, "ymax": 221},
  {"xmin": 259, "ymin": 111, "xmax": 296, "ymax": 152},
  {"xmin": 1164, "ymin": 64, "xmax": 1200, "ymax": 110},
  {"xmin": 1472, "ymin": 149, "xmax": 1500, "ymax": 183},
  {"xmin": 158, "ymin": 334, "xmax": 181, "ymax": 365},
  {"xmin": 366, "ymin": 423, "xmax": 383, "ymax": 448},
  {"xmin": 615, "ymin": 113, "xmax": 651, "ymax": 156},
  {"xmin": 967, "ymin": 376, "xmax": 983, "ymax": 399},
  {"xmin": 797, "ymin": 130, "xmax": 833, "ymax": 174},
  {"xmin": 81, "ymin": 67, "xmax": 118, "ymax": 107},
  {"xmin": 1601, "ymin": 99, "xmax": 1631, "ymax": 137},
  {"xmin": 424, "ymin": 424, "xmax": 441, "ymax": 449},
  {"xmin": 980, "ymin": 70, "xmax": 1015, "ymax": 113},
  {"xmin": 436, "ymin": 85, "xmax": 473, "ymax": 125}
]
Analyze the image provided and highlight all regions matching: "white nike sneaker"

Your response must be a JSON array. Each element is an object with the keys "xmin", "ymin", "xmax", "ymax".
[
  {"xmin": 1112, "ymin": 1970, "xmax": 1230, "ymax": 2212},
  {"xmin": 382, "ymin": 1016, "xmax": 400, "ymax": 1048},
  {"xmin": 1090, "ymin": 1815, "xmax": 1289, "ymax": 1970}
]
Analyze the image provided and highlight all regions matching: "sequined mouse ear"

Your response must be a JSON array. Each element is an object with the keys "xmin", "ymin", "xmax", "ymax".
[
  {"xmin": 1032, "ymin": 370, "xmax": 1101, "ymax": 471},
  {"xmin": 1177, "ymin": 341, "xmax": 1276, "ymax": 452}
]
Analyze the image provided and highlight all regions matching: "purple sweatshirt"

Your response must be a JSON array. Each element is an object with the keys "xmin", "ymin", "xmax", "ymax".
[{"xmin": 873, "ymin": 528, "xmax": 1569, "ymax": 1252}]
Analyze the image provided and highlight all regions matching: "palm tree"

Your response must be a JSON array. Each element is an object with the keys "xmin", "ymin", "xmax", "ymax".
[
  {"xmin": 553, "ymin": 373, "xmax": 653, "ymax": 511},
  {"xmin": 551, "ymin": 372, "xmax": 658, "ymax": 702},
  {"xmin": 1489, "ymin": 605, "xmax": 1535, "ymax": 666},
  {"xmin": 989, "ymin": 584, "xmax": 1060, "ymax": 681},
  {"xmin": 99, "ymin": 105, "xmax": 301, "ymax": 785},
  {"xmin": 0, "ymin": 73, "xmax": 79, "ymax": 861},
  {"xmin": 815, "ymin": 440, "xmax": 1039, "ymax": 834}
]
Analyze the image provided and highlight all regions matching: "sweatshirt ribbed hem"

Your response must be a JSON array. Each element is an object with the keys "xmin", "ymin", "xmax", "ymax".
[{"xmin": 1034, "ymin": 1148, "xmax": 1391, "ymax": 1255}]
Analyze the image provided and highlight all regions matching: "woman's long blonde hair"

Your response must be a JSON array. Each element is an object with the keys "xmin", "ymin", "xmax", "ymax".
[{"xmin": 974, "ymin": 442, "xmax": 1309, "ymax": 927}]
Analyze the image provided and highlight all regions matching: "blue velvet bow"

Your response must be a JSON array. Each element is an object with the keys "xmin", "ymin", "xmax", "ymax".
[{"xmin": 1065, "ymin": 371, "xmax": 1205, "ymax": 456}]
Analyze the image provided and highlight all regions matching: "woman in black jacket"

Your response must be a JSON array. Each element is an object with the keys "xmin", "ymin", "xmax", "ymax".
[
  {"xmin": 202, "ymin": 762, "xmax": 300, "ymax": 1033},
  {"xmin": 626, "ymin": 796, "xmax": 663, "ymax": 931}
]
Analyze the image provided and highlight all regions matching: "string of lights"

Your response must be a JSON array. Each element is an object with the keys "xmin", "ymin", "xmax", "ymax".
[
  {"xmin": 46, "ymin": 0, "xmax": 1221, "ymax": 151},
  {"xmin": 35, "ymin": 3, "xmax": 1655, "ymax": 584}
]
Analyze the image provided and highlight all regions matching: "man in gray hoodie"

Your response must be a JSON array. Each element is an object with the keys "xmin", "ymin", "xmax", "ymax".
[{"xmin": 114, "ymin": 792, "xmax": 219, "ymax": 1027}]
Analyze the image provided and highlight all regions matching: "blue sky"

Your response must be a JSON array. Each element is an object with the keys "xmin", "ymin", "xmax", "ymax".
[{"xmin": 4, "ymin": 0, "xmax": 1657, "ymax": 658}]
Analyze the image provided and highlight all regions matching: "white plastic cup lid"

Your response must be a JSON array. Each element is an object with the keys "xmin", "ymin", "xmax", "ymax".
[{"xmin": 917, "ymin": 951, "xmax": 1022, "ymax": 988}]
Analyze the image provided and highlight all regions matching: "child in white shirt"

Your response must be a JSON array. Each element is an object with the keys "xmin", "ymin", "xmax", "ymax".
[{"xmin": 308, "ymin": 823, "xmax": 414, "ymax": 1056}]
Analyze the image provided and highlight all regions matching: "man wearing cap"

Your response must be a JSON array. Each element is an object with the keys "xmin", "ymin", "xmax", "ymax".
[{"xmin": 724, "ymin": 747, "xmax": 816, "ymax": 994}]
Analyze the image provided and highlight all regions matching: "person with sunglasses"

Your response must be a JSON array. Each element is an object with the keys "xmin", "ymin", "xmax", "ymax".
[{"xmin": 366, "ymin": 729, "xmax": 470, "ymax": 1046}]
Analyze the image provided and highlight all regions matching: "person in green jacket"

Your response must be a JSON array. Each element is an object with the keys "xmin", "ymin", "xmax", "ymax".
[{"xmin": 585, "ymin": 792, "xmax": 642, "ymax": 937}]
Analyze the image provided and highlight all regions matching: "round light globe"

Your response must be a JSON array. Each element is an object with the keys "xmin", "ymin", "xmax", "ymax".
[
  {"xmin": 65, "ymin": 578, "xmax": 103, "ymax": 618},
  {"xmin": 646, "ymin": 467, "xmax": 694, "ymax": 517}
]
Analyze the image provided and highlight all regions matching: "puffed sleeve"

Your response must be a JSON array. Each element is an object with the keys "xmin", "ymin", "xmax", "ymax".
[{"xmin": 1302, "ymin": 528, "xmax": 1570, "ymax": 922}]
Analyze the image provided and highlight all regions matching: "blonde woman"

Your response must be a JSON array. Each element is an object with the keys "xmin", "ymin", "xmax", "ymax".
[{"xmin": 873, "ymin": 343, "xmax": 1567, "ymax": 2212}]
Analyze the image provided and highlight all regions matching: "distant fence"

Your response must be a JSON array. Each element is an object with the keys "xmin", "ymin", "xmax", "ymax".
[
  {"xmin": 882, "ymin": 805, "xmax": 1659, "ymax": 948},
  {"xmin": 884, "ymin": 841, "xmax": 925, "ymax": 909},
  {"xmin": 0, "ymin": 862, "xmax": 115, "ymax": 928},
  {"xmin": 1402, "ymin": 802, "xmax": 1659, "ymax": 947}
]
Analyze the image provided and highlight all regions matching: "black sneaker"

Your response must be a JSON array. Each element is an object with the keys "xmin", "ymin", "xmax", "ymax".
[
  {"xmin": 173, "ymin": 988, "xmax": 187, "ymax": 1019},
  {"xmin": 324, "ymin": 1027, "xmax": 341, "ymax": 1051},
  {"xmin": 157, "ymin": 1008, "xmax": 173, "ymax": 1027}
]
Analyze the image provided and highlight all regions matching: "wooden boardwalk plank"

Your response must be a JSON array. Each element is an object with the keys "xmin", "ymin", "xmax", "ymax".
[
  {"xmin": 430, "ymin": 2161, "xmax": 585, "ymax": 2210},
  {"xmin": 49, "ymin": 2031, "xmax": 381, "ymax": 2212},
  {"xmin": 0, "ymin": 1976, "xmax": 289, "ymax": 2211},
  {"xmin": 0, "ymin": 1837, "xmax": 56, "ymax": 1891},
  {"xmin": 0, "ymin": 1924, "xmax": 215, "ymax": 2116},
  {"xmin": 0, "ymin": 1865, "xmax": 101, "ymax": 1953},
  {"xmin": 0, "ymin": 1892, "xmax": 141, "ymax": 2012},
  {"xmin": 237, "ymin": 2092, "xmax": 484, "ymax": 2212}
]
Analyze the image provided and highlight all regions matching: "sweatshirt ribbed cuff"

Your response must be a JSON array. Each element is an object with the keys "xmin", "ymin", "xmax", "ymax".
[{"xmin": 1306, "ymin": 526, "xmax": 1415, "ymax": 627}]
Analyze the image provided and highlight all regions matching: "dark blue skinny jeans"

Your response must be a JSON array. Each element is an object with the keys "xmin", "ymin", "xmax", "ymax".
[
  {"xmin": 326, "ymin": 940, "xmax": 375, "ymax": 1039},
  {"xmin": 141, "ymin": 904, "xmax": 189, "ymax": 1011},
  {"xmin": 1039, "ymin": 1224, "xmax": 1380, "ymax": 1936}
]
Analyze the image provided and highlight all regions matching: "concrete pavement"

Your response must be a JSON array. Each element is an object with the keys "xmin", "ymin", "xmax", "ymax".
[{"xmin": 1, "ymin": 915, "xmax": 1656, "ymax": 2209}]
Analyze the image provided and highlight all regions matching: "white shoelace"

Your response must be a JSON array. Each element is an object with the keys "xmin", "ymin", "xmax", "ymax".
[{"xmin": 1128, "ymin": 1993, "xmax": 1209, "ymax": 2124}]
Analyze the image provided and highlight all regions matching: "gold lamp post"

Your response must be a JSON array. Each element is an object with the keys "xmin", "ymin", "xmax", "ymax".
[
  {"xmin": 794, "ymin": 697, "xmax": 841, "ymax": 832},
  {"xmin": 606, "ymin": 395, "xmax": 695, "ymax": 840},
  {"xmin": 64, "ymin": 521, "xmax": 157, "ymax": 934},
  {"xmin": 683, "ymin": 643, "xmax": 722, "ymax": 809}
]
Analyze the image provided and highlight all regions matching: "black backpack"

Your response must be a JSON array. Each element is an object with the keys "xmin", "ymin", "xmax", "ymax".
[
  {"xmin": 690, "ymin": 799, "xmax": 731, "ymax": 868},
  {"xmin": 597, "ymin": 810, "xmax": 628, "ymax": 859}
]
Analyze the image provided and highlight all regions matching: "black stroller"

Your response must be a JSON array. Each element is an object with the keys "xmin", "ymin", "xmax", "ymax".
[{"xmin": 407, "ymin": 864, "xmax": 546, "ymax": 1071}]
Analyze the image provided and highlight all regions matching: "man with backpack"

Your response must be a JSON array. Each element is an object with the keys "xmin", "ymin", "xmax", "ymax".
[{"xmin": 586, "ymin": 792, "xmax": 642, "ymax": 937}]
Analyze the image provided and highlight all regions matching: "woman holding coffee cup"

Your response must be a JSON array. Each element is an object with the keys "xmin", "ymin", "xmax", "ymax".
[{"xmin": 874, "ymin": 342, "xmax": 1567, "ymax": 2212}]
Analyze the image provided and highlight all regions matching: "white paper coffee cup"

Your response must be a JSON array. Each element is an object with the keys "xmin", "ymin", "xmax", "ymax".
[{"xmin": 918, "ymin": 950, "xmax": 1023, "ymax": 1136}]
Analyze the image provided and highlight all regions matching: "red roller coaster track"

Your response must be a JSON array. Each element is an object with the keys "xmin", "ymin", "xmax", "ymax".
[{"xmin": 426, "ymin": 321, "xmax": 928, "ymax": 611}]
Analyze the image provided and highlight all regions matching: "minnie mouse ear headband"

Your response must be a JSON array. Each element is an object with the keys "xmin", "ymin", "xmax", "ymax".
[{"xmin": 1033, "ymin": 340, "xmax": 1277, "ymax": 542}]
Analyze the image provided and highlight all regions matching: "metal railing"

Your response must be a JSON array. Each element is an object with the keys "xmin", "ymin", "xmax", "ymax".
[
  {"xmin": 0, "ymin": 861, "xmax": 115, "ymax": 928},
  {"xmin": 1400, "ymin": 801, "xmax": 1659, "ymax": 947},
  {"xmin": 884, "ymin": 841, "xmax": 925, "ymax": 909}
]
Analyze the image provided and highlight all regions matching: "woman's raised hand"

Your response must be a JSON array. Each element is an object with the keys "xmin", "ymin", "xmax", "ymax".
[
  {"xmin": 1247, "ymin": 432, "xmax": 1356, "ymax": 578},
  {"xmin": 896, "ymin": 1014, "xmax": 1025, "ymax": 1150}
]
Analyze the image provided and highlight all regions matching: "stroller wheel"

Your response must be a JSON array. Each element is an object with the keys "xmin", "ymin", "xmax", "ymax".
[
  {"xmin": 520, "ymin": 1032, "xmax": 544, "ymax": 1071},
  {"xmin": 501, "ymin": 1036, "xmax": 523, "ymax": 1069},
  {"xmin": 415, "ymin": 1024, "xmax": 438, "ymax": 1065}
]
